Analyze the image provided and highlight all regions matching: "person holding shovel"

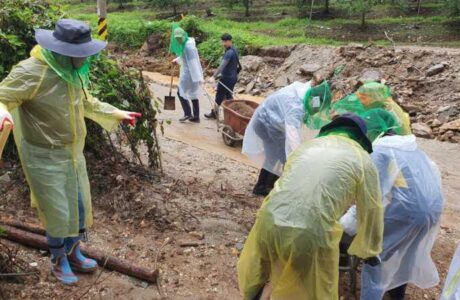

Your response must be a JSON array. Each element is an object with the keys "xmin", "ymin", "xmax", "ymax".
[
  {"xmin": 170, "ymin": 25, "xmax": 204, "ymax": 123},
  {"xmin": 0, "ymin": 19, "xmax": 141, "ymax": 284},
  {"xmin": 204, "ymin": 33, "xmax": 241, "ymax": 119}
]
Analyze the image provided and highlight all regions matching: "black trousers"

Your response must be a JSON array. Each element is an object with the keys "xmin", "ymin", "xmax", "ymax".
[
  {"xmin": 253, "ymin": 168, "xmax": 280, "ymax": 196},
  {"xmin": 387, "ymin": 284, "xmax": 407, "ymax": 300}
]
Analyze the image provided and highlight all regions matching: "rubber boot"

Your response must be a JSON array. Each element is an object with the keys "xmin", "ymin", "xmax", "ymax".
[
  {"xmin": 49, "ymin": 244, "xmax": 78, "ymax": 285},
  {"xmin": 204, "ymin": 109, "xmax": 217, "ymax": 119},
  {"xmin": 65, "ymin": 236, "xmax": 98, "ymax": 273},
  {"xmin": 178, "ymin": 93, "xmax": 192, "ymax": 122},
  {"xmin": 189, "ymin": 99, "xmax": 200, "ymax": 123}
]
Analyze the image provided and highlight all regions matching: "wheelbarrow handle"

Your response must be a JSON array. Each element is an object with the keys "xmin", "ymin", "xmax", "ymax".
[{"xmin": 217, "ymin": 80, "xmax": 239, "ymax": 100}]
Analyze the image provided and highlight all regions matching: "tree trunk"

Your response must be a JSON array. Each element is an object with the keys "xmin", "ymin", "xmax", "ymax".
[
  {"xmin": 2, "ymin": 224, "xmax": 160, "ymax": 283},
  {"xmin": 173, "ymin": 4, "xmax": 177, "ymax": 15},
  {"xmin": 324, "ymin": 0, "xmax": 330, "ymax": 14},
  {"xmin": 244, "ymin": 0, "xmax": 250, "ymax": 17},
  {"xmin": 361, "ymin": 11, "xmax": 366, "ymax": 28}
]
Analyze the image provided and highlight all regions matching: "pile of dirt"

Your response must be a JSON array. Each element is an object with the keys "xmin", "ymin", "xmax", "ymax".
[
  {"xmin": 228, "ymin": 101, "xmax": 256, "ymax": 118},
  {"xmin": 236, "ymin": 44, "xmax": 460, "ymax": 143}
]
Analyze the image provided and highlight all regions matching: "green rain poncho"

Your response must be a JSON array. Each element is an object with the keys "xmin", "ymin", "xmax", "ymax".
[
  {"xmin": 0, "ymin": 45, "xmax": 125, "ymax": 238},
  {"xmin": 360, "ymin": 108, "xmax": 402, "ymax": 142},
  {"xmin": 332, "ymin": 82, "xmax": 411, "ymax": 135},
  {"xmin": 238, "ymin": 134, "xmax": 383, "ymax": 300},
  {"xmin": 169, "ymin": 24, "xmax": 189, "ymax": 57},
  {"xmin": 303, "ymin": 80, "xmax": 333, "ymax": 129}
]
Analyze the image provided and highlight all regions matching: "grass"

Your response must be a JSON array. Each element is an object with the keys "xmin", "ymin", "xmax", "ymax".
[{"xmin": 65, "ymin": 0, "xmax": 460, "ymax": 54}]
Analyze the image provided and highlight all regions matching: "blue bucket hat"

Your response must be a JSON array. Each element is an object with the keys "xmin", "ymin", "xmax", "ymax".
[
  {"xmin": 35, "ymin": 19, "xmax": 106, "ymax": 58},
  {"xmin": 319, "ymin": 113, "xmax": 373, "ymax": 153}
]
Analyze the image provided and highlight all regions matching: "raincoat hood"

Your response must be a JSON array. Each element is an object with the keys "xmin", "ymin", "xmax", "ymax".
[{"xmin": 374, "ymin": 134, "xmax": 418, "ymax": 151}]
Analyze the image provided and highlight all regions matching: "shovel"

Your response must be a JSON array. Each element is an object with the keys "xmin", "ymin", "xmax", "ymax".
[
  {"xmin": 164, "ymin": 66, "xmax": 176, "ymax": 111},
  {"xmin": 0, "ymin": 121, "xmax": 12, "ymax": 160}
]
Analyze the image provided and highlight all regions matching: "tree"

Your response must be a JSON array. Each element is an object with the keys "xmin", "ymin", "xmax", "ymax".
[
  {"xmin": 220, "ymin": 0, "xmax": 253, "ymax": 17},
  {"xmin": 445, "ymin": 0, "xmax": 460, "ymax": 16},
  {"xmin": 149, "ymin": 0, "xmax": 191, "ymax": 15},
  {"xmin": 348, "ymin": 0, "xmax": 375, "ymax": 28}
]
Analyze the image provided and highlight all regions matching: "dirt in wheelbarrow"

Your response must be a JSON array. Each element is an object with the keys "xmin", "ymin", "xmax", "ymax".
[{"xmin": 228, "ymin": 102, "xmax": 256, "ymax": 118}]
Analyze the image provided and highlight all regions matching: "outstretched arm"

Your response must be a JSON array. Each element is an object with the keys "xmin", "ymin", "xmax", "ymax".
[{"xmin": 83, "ymin": 92, "xmax": 141, "ymax": 131}]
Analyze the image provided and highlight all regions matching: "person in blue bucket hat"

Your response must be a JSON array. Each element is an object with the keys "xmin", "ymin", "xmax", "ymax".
[{"xmin": 0, "ymin": 19, "xmax": 142, "ymax": 284}]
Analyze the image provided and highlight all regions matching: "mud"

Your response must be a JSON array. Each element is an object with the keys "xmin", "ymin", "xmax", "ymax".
[{"xmin": 227, "ymin": 102, "xmax": 256, "ymax": 118}]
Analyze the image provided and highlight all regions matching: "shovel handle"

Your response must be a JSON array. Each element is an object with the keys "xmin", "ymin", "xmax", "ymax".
[
  {"xmin": 169, "ymin": 65, "xmax": 175, "ymax": 97},
  {"xmin": 0, "ymin": 121, "xmax": 12, "ymax": 160}
]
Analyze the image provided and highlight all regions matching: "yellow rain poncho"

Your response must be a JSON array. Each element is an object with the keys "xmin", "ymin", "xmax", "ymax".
[
  {"xmin": 237, "ymin": 135, "xmax": 383, "ymax": 300},
  {"xmin": 0, "ymin": 46, "xmax": 124, "ymax": 238}
]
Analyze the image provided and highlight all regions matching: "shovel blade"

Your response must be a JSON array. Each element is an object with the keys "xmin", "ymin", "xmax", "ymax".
[{"xmin": 164, "ymin": 96, "xmax": 176, "ymax": 111}]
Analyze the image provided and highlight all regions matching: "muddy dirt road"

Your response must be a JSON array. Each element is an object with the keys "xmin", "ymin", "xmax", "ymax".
[{"xmin": 1, "ymin": 73, "xmax": 459, "ymax": 299}]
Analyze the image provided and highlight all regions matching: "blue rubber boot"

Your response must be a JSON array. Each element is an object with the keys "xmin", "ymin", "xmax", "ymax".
[
  {"xmin": 65, "ymin": 236, "xmax": 98, "ymax": 273},
  {"xmin": 49, "ymin": 245, "xmax": 79, "ymax": 285}
]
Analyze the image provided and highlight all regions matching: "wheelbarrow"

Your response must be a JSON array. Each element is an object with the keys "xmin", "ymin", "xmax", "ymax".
[{"xmin": 220, "ymin": 100, "xmax": 259, "ymax": 147}]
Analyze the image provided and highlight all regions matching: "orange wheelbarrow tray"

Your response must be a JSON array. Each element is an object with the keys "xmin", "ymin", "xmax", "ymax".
[{"xmin": 220, "ymin": 100, "xmax": 259, "ymax": 147}]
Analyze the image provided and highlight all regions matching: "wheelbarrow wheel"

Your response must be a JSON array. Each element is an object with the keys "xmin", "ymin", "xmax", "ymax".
[{"xmin": 222, "ymin": 126, "xmax": 236, "ymax": 147}]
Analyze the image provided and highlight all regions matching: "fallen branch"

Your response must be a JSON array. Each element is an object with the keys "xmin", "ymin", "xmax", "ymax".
[{"xmin": 2, "ymin": 225, "xmax": 159, "ymax": 283}]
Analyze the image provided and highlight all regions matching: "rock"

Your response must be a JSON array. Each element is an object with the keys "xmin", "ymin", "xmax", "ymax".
[
  {"xmin": 236, "ymin": 87, "xmax": 245, "ymax": 94},
  {"xmin": 432, "ymin": 119, "xmax": 442, "ymax": 127},
  {"xmin": 426, "ymin": 64, "xmax": 445, "ymax": 77},
  {"xmin": 400, "ymin": 103, "xmax": 421, "ymax": 115},
  {"xmin": 359, "ymin": 69, "xmax": 381, "ymax": 83},
  {"xmin": 189, "ymin": 231, "xmax": 205, "ymax": 240},
  {"xmin": 0, "ymin": 173, "xmax": 11, "ymax": 184},
  {"xmin": 245, "ymin": 80, "xmax": 256, "ymax": 93},
  {"xmin": 251, "ymin": 89, "xmax": 261, "ymax": 96},
  {"xmin": 235, "ymin": 242, "xmax": 244, "ymax": 251},
  {"xmin": 441, "ymin": 130, "xmax": 455, "ymax": 141},
  {"xmin": 299, "ymin": 63, "xmax": 322, "ymax": 76},
  {"xmin": 241, "ymin": 55, "xmax": 264, "ymax": 72},
  {"xmin": 412, "ymin": 122, "xmax": 433, "ymax": 138},
  {"xmin": 440, "ymin": 118, "xmax": 460, "ymax": 133},
  {"xmin": 438, "ymin": 107, "xmax": 460, "ymax": 123}
]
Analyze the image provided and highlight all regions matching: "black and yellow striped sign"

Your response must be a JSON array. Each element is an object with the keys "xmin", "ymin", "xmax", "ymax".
[{"xmin": 98, "ymin": 17, "xmax": 107, "ymax": 40}]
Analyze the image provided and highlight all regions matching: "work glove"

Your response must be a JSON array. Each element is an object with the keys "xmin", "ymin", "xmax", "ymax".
[
  {"xmin": 114, "ymin": 110, "xmax": 142, "ymax": 127},
  {"xmin": 0, "ymin": 109, "xmax": 13, "ymax": 131},
  {"xmin": 364, "ymin": 255, "xmax": 381, "ymax": 267}
]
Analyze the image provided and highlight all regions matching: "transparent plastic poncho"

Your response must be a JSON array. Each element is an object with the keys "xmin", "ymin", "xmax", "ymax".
[
  {"xmin": 442, "ymin": 244, "xmax": 460, "ymax": 300},
  {"xmin": 242, "ymin": 81, "xmax": 310, "ymax": 176},
  {"xmin": 177, "ymin": 38, "xmax": 204, "ymax": 100},
  {"xmin": 0, "ymin": 46, "xmax": 124, "ymax": 238},
  {"xmin": 359, "ymin": 135, "xmax": 444, "ymax": 299},
  {"xmin": 238, "ymin": 135, "xmax": 383, "ymax": 300}
]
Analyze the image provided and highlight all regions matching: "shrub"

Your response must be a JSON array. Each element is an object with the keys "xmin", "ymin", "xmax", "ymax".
[{"xmin": 0, "ymin": 0, "xmax": 62, "ymax": 80}]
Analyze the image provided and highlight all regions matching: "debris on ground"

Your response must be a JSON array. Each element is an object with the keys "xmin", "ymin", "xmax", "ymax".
[{"xmin": 233, "ymin": 44, "xmax": 460, "ymax": 143}]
